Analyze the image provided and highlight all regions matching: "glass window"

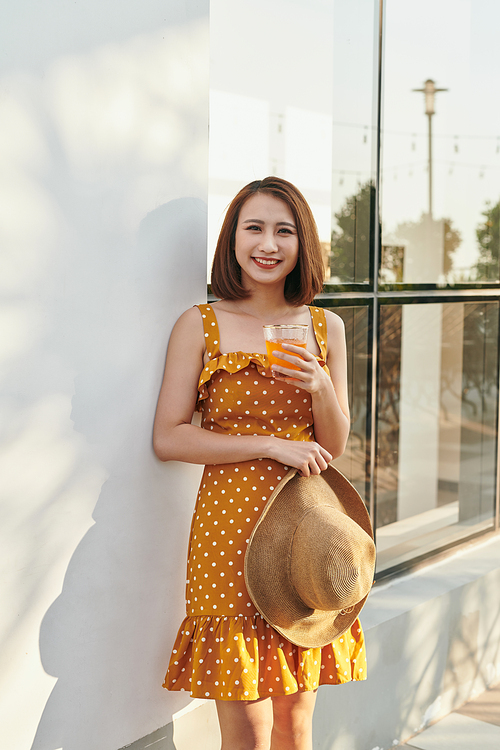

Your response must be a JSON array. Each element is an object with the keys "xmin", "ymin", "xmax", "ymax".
[
  {"xmin": 208, "ymin": 0, "xmax": 337, "ymax": 278},
  {"xmin": 328, "ymin": 0, "xmax": 377, "ymax": 285},
  {"xmin": 329, "ymin": 305, "xmax": 371, "ymax": 498},
  {"xmin": 380, "ymin": 0, "xmax": 500, "ymax": 285},
  {"xmin": 375, "ymin": 300, "xmax": 499, "ymax": 573},
  {"xmin": 208, "ymin": 0, "xmax": 500, "ymax": 577},
  {"xmin": 208, "ymin": 0, "xmax": 378, "ymax": 285}
]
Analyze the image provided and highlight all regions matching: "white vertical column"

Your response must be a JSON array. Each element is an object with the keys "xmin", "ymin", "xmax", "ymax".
[
  {"xmin": 402, "ymin": 218, "xmax": 445, "ymax": 284},
  {"xmin": 398, "ymin": 304, "xmax": 443, "ymax": 519}
]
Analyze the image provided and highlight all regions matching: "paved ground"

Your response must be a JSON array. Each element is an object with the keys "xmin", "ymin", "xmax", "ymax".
[{"xmin": 399, "ymin": 683, "xmax": 500, "ymax": 749}]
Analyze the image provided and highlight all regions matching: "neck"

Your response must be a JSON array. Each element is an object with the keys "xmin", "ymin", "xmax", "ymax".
[{"xmin": 234, "ymin": 288, "xmax": 298, "ymax": 323}]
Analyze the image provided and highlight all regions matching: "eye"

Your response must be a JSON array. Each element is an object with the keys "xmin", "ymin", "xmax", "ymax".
[
  {"xmin": 245, "ymin": 224, "xmax": 261, "ymax": 231},
  {"xmin": 278, "ymin": 227, "xmax": 294, "ymax": 234}
]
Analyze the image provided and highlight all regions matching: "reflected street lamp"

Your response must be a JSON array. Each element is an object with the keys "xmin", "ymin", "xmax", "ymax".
[{"xmin": 412, "ymin": 79, "xmax": 448, "ymax": 219}]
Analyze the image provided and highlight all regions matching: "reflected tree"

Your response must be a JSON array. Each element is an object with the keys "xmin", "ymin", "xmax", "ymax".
[
  {"xmin": 474, "ymin": 199, "xmax": 500, "ymax": 281},
  {"xmin": 330, "ymin": 181, "xmax": 375, "ymax": 283},
  {"xmin": 376, "ymin": 305, "xmax": 402, "ymax": 527},
  {"xmin": 332, "ymin": 307, "xmax": 370, "ymax": 497},
  {"xmin": 331, "ymin": 182, "xmax": 461, "ymax": 283},
  {"xmin": 459, "ymin": 302, "xmax": 499, "ymax": 522}
]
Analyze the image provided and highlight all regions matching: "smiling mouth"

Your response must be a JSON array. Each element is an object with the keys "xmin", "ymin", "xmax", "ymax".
[{"xmin": 252, "ymin": 257, "xmax": 281, "ymax": 267}]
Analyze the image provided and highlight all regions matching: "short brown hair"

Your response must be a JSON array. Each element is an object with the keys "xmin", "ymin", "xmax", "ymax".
[{"xmin": 210, "ymin": 177, "xmax": 325, "ymax": 306}]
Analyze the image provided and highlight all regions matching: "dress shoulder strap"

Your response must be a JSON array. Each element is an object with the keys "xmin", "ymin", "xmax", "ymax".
[
  {"xmin": 195, "ymin": 304, "xmax": 222, "ymax": 359},
  {"xmin": 309, "ymin": 306, "xmax": 328, "ymax": 361}
]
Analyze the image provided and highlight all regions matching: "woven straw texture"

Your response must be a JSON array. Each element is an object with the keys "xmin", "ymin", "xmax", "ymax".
[{"xmin": 245, "ymin": 466, "xmax": 375, "ymax": 648}]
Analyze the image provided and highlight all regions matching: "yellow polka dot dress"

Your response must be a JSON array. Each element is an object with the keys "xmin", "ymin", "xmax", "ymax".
[{"xmin": 163, "ymin": 304, "xmax": 367, "ymax": 700}]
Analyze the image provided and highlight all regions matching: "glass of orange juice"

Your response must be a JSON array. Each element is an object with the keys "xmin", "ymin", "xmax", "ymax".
[{"xmin": 263, "ymin": 324, "xmax": 308, "ymax": 375}]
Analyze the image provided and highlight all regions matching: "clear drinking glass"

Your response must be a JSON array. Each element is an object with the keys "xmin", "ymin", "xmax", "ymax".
[{"xmin": 263, "ymin": 325, "xmax": 309, "ymax": 373}]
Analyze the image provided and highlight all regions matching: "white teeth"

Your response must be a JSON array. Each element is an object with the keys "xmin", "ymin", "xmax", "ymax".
[{"xmin": 255, "ymin": 258, "xmax": 279, "ymax": 265}]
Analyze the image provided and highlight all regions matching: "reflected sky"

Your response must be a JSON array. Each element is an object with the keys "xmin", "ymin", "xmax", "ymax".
[{"xmin": 382, "ymin": 0, "xmax": 500, "ymax": 275}]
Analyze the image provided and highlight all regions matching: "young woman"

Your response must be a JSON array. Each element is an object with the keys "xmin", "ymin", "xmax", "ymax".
[{"xmin": 153, "ymin": 177, "xmax": 366, "ymax": 750}]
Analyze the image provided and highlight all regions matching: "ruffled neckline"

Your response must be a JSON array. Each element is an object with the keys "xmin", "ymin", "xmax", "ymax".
[{"xmin": 196, "ymin": 350, "xmax": 327, "ymax": 409}]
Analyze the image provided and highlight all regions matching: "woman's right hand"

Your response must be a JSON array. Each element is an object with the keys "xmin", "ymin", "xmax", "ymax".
[{"xmin": 265, "ymin": 437, "xmax": 332, "ymax": 477}]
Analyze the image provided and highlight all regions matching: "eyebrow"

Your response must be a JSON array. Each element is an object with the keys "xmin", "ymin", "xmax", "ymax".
[{"xmin": 242, "ymin": 219, "xmax": 296, "ymax": 228}]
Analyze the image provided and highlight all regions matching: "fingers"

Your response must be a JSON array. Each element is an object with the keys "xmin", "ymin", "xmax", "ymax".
[
  {"xmin": 297, "ymin": 444, "xmax": 332, "ymax": 477},
  {"xmin": 268, "ymin": 438, "xmax": 332, "ymax": 476},
  {"xmin": 270, "ymin": 344, "xmax": 319, "ymax": 384},
  {"xmin": 271, "ymin": 344, "xmax": 313, "ymax": 368},
  {"xmin": 270, "ymin": 363, "xmax": 317, "ymax": 390},
  {"xmin": 280, "ymin": 343, "xmax": 315, "ymax": 359},
  {"xmin": 270, "ymin": 357, "xmax": 311, "ymax": 382}
]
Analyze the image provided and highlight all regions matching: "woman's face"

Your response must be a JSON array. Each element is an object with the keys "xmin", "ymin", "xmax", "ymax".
[{"xmin": 234, "ymin": 192, "xmax": 299, "ymax": 292}]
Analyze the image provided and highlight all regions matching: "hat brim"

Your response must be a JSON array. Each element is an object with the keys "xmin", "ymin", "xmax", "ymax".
[{"xmin": 244, "ymin": 463, "xmax": 375, "ymax": 649}]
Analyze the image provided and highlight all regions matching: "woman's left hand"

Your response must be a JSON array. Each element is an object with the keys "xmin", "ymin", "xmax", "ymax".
[{"xmin": 270, "ymin": 343, "xmax": 331, "ymax": 394}]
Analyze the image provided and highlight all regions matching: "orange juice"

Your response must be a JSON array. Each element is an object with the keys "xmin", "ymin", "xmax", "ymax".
[{"xmin": 265, "ymin": 339, "xmax": 307, "ymax": 371}]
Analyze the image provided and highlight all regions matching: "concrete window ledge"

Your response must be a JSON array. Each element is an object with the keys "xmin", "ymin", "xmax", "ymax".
[{"xmin": 122, "ymin": 535, "xmax": 500, "ymax": 750}]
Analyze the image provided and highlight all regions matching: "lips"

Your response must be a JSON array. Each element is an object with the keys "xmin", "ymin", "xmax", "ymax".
[{"xmin": 252, "ymin": 257, "xmax": 281, "ymax": 268}]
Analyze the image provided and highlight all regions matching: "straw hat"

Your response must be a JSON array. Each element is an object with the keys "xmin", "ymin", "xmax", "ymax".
[{"xmin": 244, "ymin": 463, "xmax": 376, "ymax": 648}]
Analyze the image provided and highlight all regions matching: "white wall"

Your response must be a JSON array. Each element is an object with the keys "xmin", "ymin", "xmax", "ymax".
[{"xmin": 0, "ymin": 2, "xmax": 209, "ymax": 749}]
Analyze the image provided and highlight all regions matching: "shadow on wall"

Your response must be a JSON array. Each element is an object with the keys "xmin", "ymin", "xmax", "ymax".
[{"xmin": 30, "ymin": 198, "xmax": 207, "ymax": 750}]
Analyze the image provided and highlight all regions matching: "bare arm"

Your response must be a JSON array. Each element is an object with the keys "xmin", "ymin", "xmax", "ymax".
[
  {"xmin": 268, "ymin": 310, "xmax": 350, "ymax": 458},
  {"xmin": 152, "ymin": 307, "xmax": 332, "ymax": 474}
]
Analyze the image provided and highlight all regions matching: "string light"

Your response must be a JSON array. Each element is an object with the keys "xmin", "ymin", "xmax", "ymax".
[
  {"xmin": 332, "ymin": 120, "xmax": 499, "ymax": 143},
  {"xmin": 380, "ymin": 160, "xmax": 500, "ymax": 175}
]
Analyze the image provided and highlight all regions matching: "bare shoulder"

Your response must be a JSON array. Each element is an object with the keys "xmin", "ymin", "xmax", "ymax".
[
  {"xmin": 165, "ymin": 305, "xmax": 206, "ymax": 364},
  {"xmin": 323, "ymin": 309, "xmax": 347, "ymax": 368},
  {"xmin": 154, "ymin": 306, "xmax": 206, "ymax": 441},
  {"xmin": 160, "ymin": 306, "xmax": 206, "ymax": 400},
  {"xmin": 170, "ymin": 305, "xmax": 205, "ymax": 338},
  {"xmin": 321, "ymin": 309, "xmax": 348, "ymax": 406},
  {"xmin": 173, "ymin": 304, "xmax": 205, "ymax": 327},
  {"xmin": 323, "ymin": 309, "xmax": 346, "ymax": 336}
]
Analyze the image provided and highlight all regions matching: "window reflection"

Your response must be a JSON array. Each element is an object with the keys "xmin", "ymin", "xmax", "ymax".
[
  {"xmin": 330, "ymin": 182, "xmax": 374, "ymax": 283},
  {"xmin": 329, "ymin": 0, "xmax": 376, "ymax": 285},
  {"xmin": 381, "ymin": 0, "xmax": 500, "ymax": 285},
  {"xmin": 376, "ymin": 301, "xmax": 499, "ymax": 573},
  {"xmin": 330, "ymin": 305, "xmax": 370, "ymax": 498},
  {"xmin": 208, "ymin": 0, "xmax": 500, "ymax": 576},
  {"xmin": 381, "ymin": 215, "xmax": 461, "ymax": 284},
  {"xmin": 208, "ymin": 0, "xmax": 337, "ymax": 275},
  {"xmin": 209, "ymin": 0, "xmax": 378, "ymax": 285}
]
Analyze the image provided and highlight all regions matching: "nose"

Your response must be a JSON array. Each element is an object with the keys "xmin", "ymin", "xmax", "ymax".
[{"xmin": 258, "ymin": 230, "xmax": 278, "ymax": 253}]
